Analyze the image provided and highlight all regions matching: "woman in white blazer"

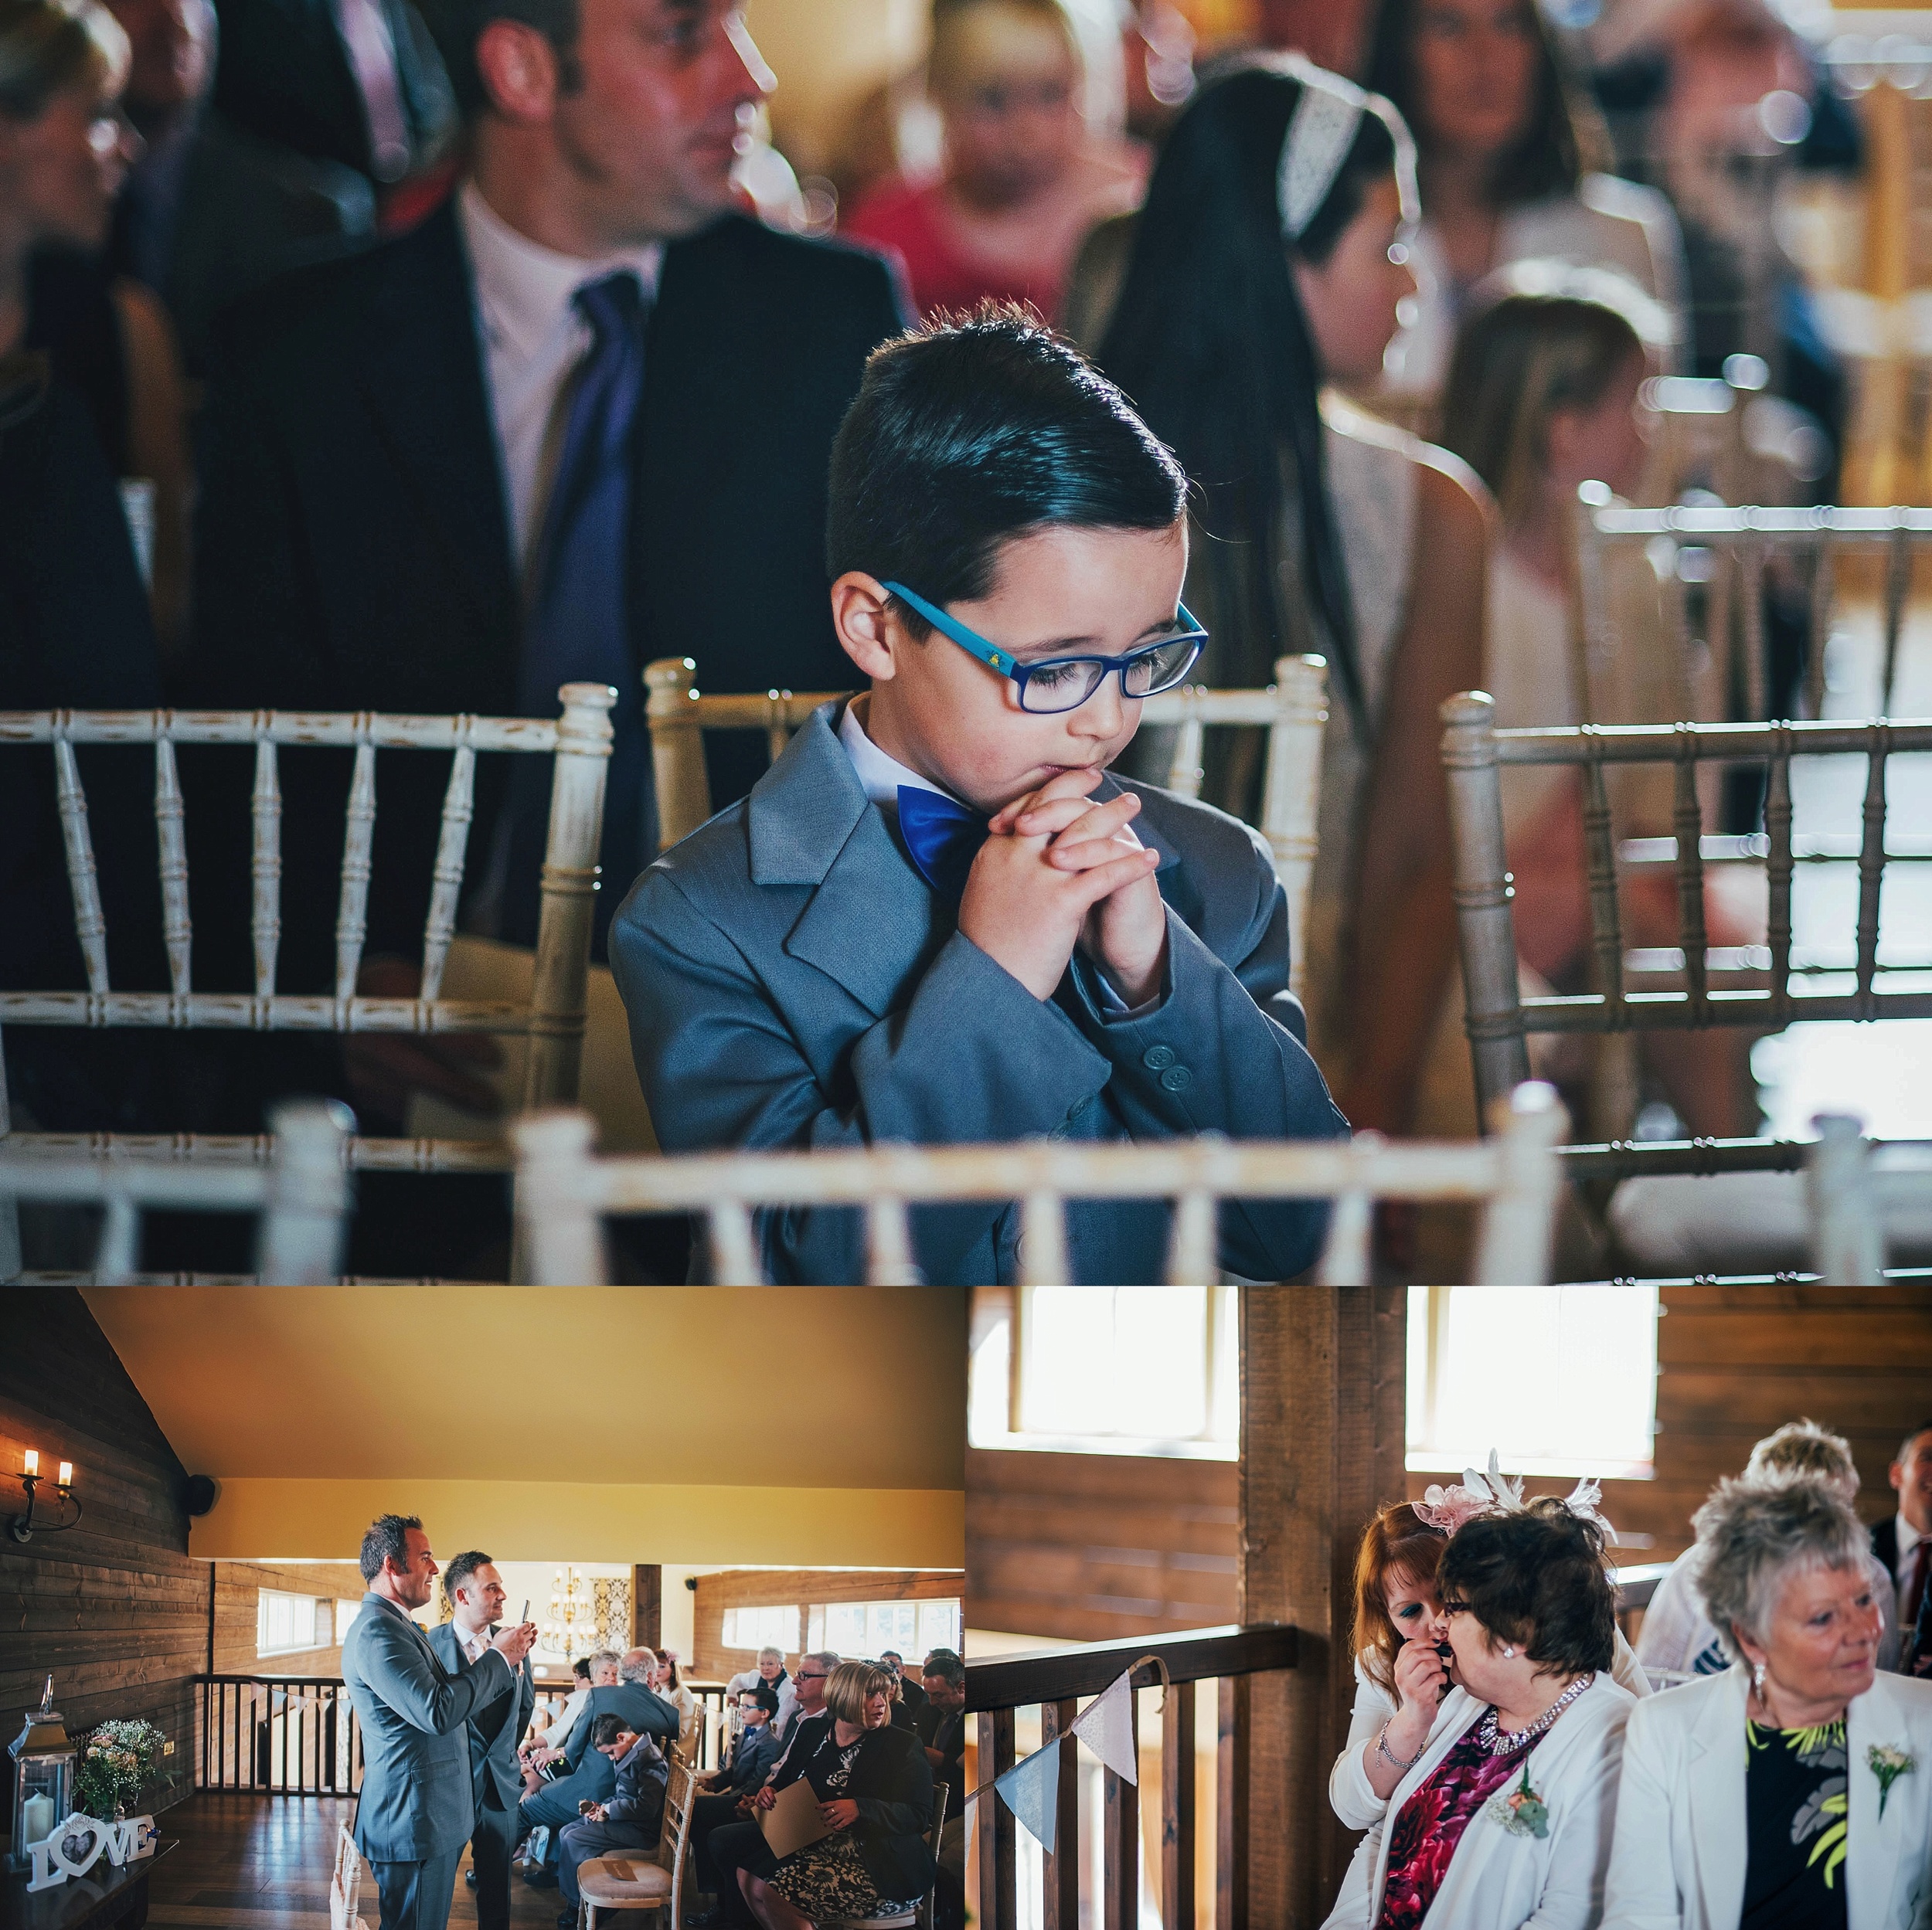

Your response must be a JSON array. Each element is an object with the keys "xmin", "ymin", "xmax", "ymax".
[
  {"xmin": 1604, "ymin": 1477, "xmax": 1932, "ymax": 1930},
  {"xmin": 1333, "ymin": 1480, "xmax": 1652, "ymax": 1832},
  {"xmin": 1325, "ymin": 1499, "xmax": 1636, "ymax": 1930}
]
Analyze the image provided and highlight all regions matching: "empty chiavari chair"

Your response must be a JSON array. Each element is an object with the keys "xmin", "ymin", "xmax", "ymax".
[
  {"xmin": 0, "ymin": 685, "xmax": 616, "ymax": 1206},
  {"xmin": 1440, "ymin": 690, "xmax": 1932, "ymax": 1270},
  {"xmin": 508, "ymin": 1082, "xmax": 1567, "ymax": 1287},
  {"xmin": 645, "ymin": 654, "xmax": 1329, "ymax": 997},
  {"xmin": 0, "ymin": 1096, "xmax": 352, "ymax": 1284}
]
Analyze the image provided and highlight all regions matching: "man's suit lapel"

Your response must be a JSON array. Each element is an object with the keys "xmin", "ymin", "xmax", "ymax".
[
  {"xmin": 352, "ymin": 203, "xmax": 519, "ymax": 669},
  {"xmin": 752, "ymin": 705, "xmax": 953, "ymax": 1019}
]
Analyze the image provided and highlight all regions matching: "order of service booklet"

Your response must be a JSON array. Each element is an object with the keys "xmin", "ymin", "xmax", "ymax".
[{"xmin": 758, "ymin": 1778, "xmax": 838, "ymax": 1860}]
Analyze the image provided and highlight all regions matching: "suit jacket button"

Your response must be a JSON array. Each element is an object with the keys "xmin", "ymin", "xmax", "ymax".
[
  {"xmin": 1159, "ymin": 1064, "xmax": 1192, "ymax": 1092},
  {"xmin": 1143, "ymin": 1045, "xmax": 1177, "ymax": 1071}
]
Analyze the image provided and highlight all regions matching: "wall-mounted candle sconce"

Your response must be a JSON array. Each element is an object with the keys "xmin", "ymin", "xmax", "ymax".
[{"xmin": 9, "ymin": 1452, "xmax": 81, "ymax": 1544}]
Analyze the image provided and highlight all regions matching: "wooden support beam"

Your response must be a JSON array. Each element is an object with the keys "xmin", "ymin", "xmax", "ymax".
[
  {"xmin": 976, "ymin": 1708, "xmax": 1015, "ymax": 1930},
  {"xmin": 632, "ymin": 1565, "xmax": 661, "ymax": 1650},
  {"xmin": 1162, "ymin": 1677, "xmax": 1196, "ymax": 1930},
  {"xmin": 1102, "ymin": 1686, "xmax": 1139, "ymax": 1930},
  {"xmin": 1216, "ymin": 1673, "xmax": 1250, "ymax": 1930},
  {"xmin": 1240, "ymin": 1286, "xmax": 1406, "ymax": 1927}
]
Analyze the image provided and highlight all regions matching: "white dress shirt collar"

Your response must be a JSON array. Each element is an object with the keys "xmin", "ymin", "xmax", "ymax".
[
  {"xmin": 1899, "ymin": 1513, "xmax": 1922, "ymax": 1571},
  {"xmin": 838, "ymin": 697, "xmax": 956, "ymax": 810},
  {"xmin": 455, "ymin": 1619, "xmax": 492, "ymax": 1663}
]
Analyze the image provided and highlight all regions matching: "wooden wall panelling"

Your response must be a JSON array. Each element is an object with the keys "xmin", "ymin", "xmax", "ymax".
[
  {"xmin": 632, "ymin": 1565, "xmax": 662, "ymax": 1650},
  {"xmin": 209, "ymin": 1561, "xmax": 367, "ymax": 1678},
  {"xmin": 0, "ymin": 1289, "xmax": 207, "ymax": 1823},
  {"xmin": 692, "ymin": 1568, "xmax": 963, "ymax": 1679},
  {"xmin": 965, "ymin": 1447, "xmax": 1237, "ymax": 1643}
]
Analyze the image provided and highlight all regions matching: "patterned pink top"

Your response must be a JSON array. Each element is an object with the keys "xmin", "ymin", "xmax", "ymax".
[{"xmin": 1373, "ymin": 1722, "xmax": 1531, "ymax": 1930}]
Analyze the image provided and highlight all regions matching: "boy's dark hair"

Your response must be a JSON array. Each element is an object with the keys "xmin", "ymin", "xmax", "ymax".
[
  {"xmin": 826, "ymin": 307, "xmax": 1188, "ymax": 644},
  {"xmin": 359, "ymin": 1513, "xmax": 423, "ymax": 1582},
  {"xmin": 1437, "ymin": 1498, "xmax": 1616, "ymax": 1677},
  {"xmin": 743, "ymin": 1684, "xmax": 781, "ymax": 1717},
  {"xmin": 590, "ymin": 1713, "xmax": 627, "ymax": 1748}
]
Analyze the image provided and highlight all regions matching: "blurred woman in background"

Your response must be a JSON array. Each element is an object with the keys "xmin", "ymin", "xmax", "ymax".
[
  {"xmin": 1098, "ymin": 58, "xmax": 1486, "ymax": 1140},
  {"xmin": 843, "ymin": 0, "xmax": 1143, "ymax": 321},
  {"xmin": 1365, "ymin": 0, "xmax": 1685, "ymax": 408},
  {"xmin": 3, "ymin": 0, "xmax": 190, "ymax": 648}
]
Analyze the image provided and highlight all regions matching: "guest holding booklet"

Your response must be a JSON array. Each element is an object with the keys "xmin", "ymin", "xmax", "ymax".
[
  {"xmin": 611, "ymin": 308, "xmax": 1348, "ymax": 1286},
  {"xmin": 737, "ymin": 1661, "xmax": 935, "ymax": 1930}
]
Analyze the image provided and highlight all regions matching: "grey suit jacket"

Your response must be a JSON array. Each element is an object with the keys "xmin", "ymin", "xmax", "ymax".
[
  {"xmin": 342, "ymin": 1592, "xmax": 513, "ymax": 1861},
  {"xmin": 610, "ymin": 701, "xmax": 1348, "ymax": 1285},
  {"xmin": 562, "ymin": 1680, "xmax": 682, "ymax": 1772},
  {"xmin": 427, "ymin": 1620, "xmax": 536, "ymax": 1814}
]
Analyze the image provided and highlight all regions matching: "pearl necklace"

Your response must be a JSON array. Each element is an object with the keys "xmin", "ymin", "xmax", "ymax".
[{"xmin": 1473, "ymin": 1672, "xmax": 1594, "ymax": 1757}]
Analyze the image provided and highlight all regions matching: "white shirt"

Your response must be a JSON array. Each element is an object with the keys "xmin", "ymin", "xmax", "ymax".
[
  {"xmin": 457, "ymin": 180, "xmax": 665, "ymax": 576},
  {"xmin": 837, "ymin": 698, "xmax": 955, "ymax": 810},
  {"xmin": 455, "ymin": 1620, "xmax": 492, "ymax": 1667}
]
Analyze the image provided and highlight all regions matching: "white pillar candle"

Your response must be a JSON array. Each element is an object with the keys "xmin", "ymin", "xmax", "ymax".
[{"xmin": 21, "ymin": 1792, "xmax": 55, "ymax": 1845}]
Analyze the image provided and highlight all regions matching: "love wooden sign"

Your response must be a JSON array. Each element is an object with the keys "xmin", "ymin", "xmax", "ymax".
[{"xmin": 22, "ymin": 1813, "xmax": 158, "ymax": 1891}]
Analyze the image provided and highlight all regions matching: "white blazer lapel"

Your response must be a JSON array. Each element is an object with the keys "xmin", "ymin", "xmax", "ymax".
[
  {"xmin": 1688, "ymin": 1666, "xmax": 1751, "ymax": 1930},
  {"xmin": 1848, "ymin": 1675, "xmax": 1910, "ymax": 1930},
  {"xmin": 1364, "ymin": 1693, "xmax": 1485, "ymax": 1913}
]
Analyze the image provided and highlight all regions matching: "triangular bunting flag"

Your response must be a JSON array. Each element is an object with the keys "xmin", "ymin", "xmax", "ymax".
[
  {"xmin": 1070, "ymin": 1669, "xmax": 1138, "ymax": 1784},
  {"xmin": 963, "ymin": 1786, "xmax": 975, "ymax": 1871},
  {"xmin": 995, "ymin": 1742, "xmax": 1060, "ymax": 1854}
]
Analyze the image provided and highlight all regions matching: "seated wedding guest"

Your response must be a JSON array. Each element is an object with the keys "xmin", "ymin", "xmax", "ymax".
[
  {"xmin": 737, "ymin": 1661, "xmax": 937, "ymax": 1930},
  {"xmin": 185, "ymin": 0, "xmax": 906, "ymax": 1135},
  {"xmin": 918, "ymin": 1653, "xmax": 967, "ymax": 1930},
  {"xmin": 98, "ymin": 0, "xmax": 209, "ymax": 291},
  {"xmin": 613, "ymin": 309, "xmax": 1347, "ymax": 1286},
  {"xmin": 843, "ymin": 0, "xmax": 1144, "ymax": 323},
  {"xmin": 1332, "ymin": 1475, "xmax": 1651, "ymax": 1831},
  {"xmin": 1437, "ymin": 264, "xmax": 1757, "ymax": 1138},
  {"xmin": 1877, "ymin": 1422, "xmax": 1932, "ymax": 1679},
  {"xmin": 554, "ymin": 1716, "xmax": 670, "ymax": 1930},
  {"xmin": 881, "ymin": 1650, "xmax": 927, "ymax": 1719},
  {"xmin": 1363, "ymin": 0, "xmax": 1685, "ymax": 403},
  {"xmin": 651, "ymin": 1649, "xmax": 700, "ymax": 1754},
  {"xmin": 1603, "ymin": 1478, "xmax": 1932, "ymax": 1930},
  {"xmin": 8, "ymin": 0, "xmax": 192, "ymax": 649},
  {"xmin": 1323, "ymin": 1498, "xmax": 1636, "ymax": 1930},
  {"xmin": 727, "ymin": 1649, "xmax": 797, "ymax": 1739},
  {"xmin": 692, "ymin": 1651, "xmax": 838, "ymax": 1930},
  {"xmin": 524, "ymin": 1652, "xmax": 614, "ymax": 1772},
  {"xmin": 1638, "ymin": 1419, "xmax": 1900, "ymax": 1682},
  {"xmin": 1096, "ymin": 59, "xmax": 1485, "ymax": 1142}
]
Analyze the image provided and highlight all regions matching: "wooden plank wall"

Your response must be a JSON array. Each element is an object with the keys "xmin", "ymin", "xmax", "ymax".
[
  {"xmin": 964, "ymin": 1446, "xmax": 1237, "ymax": 1642},
  {"xmin": 692, "ymin": 1568, "xmax": 962, "ymax": 1678},
  {"xmin": 968, "ymin": 1284, "xmax": 1932, "ymax": 1643},
  {"xmin": 210, "ymin": 1562, "xmax": 367, "ymax": 1677},
  {"xmin": 0, "ymin": 1289, "xmax": 206, "ymax": 1823}
]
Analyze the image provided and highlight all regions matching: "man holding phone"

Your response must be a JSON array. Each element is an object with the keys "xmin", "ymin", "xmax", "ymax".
[
  {"xmin": 427, "ymin": 1552, "xmax": 536, "ymax": 1930},
  {"xmin": 342, "ymin": 1516, "xmax": 538, "ymax": 1930}
]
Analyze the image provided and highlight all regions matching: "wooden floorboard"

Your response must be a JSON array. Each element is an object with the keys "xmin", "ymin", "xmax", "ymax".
[{"xmin": 148, "ymin": 1793, "xmax": 583, "ymax": 1929}]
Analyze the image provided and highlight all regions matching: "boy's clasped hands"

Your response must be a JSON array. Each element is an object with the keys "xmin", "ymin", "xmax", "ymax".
[{"xmin": 957, "ymin": 766, "xmax": 1168, "ymax": 1007}]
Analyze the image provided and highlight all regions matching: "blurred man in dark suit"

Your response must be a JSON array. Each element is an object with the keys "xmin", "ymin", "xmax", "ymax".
[{"xmin": 1879, "ymin": 1421, "xmax": 1932, "ymax": 1676}]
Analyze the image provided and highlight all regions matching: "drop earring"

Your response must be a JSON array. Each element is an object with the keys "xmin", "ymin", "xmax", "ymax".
[
  {"xmin": 1502, "ymin": 1646, "xmax": 1515, "ymax": 1659},
  {"xmin": 1753, "ymin": 1661, "xmax": 1766, "ymax": 1695}
]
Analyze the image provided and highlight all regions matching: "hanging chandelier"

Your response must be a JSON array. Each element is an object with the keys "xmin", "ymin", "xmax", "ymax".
[{"xmin": 543, "ymin": 1567, "xmax": 597, "ymax": 1659}]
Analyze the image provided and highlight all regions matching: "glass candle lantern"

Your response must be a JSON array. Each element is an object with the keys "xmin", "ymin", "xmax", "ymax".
[{"xmin": 8, "ymin": 1678, "xmax": 74, "ymax": 1867}]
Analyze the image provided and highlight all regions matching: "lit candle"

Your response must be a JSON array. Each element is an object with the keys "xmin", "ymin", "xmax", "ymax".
[
  {"xmin": 22, "ymin": 1451, "xmax": 37, "ymax": 1476},
  {"xmin": 56, "ymin": 1464, "xmax": 71, "ymax": 1488},
  {"xmin": 21, "ymin": 1793, "xmax": 55, "ymax": 1845}
]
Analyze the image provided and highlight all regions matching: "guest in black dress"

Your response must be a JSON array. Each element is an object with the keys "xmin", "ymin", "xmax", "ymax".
[{"xmin": 742, "ymin": 1662, "xmax": 937, "ymax": 1930}]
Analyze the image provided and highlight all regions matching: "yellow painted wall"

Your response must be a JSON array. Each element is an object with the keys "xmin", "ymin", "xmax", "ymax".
[{"xmin": 187, "ymin": 1479, "xmax": 964, "ymax": 1568}]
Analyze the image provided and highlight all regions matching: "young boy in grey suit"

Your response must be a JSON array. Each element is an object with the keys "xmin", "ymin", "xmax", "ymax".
[{"xmin": 611, "ymin": 310, "xmax": 1349, "ymax": 1284}]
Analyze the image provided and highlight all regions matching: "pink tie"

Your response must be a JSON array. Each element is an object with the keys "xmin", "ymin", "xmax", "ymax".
[{"xmin": 331, "ymin": 0, "xmax": 410, "ymax": 180}]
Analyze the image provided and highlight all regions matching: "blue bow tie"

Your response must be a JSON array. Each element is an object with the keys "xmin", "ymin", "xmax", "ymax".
[{"xmin": 896, "ymin": 786, "xmax": 988, "ymax": 902}]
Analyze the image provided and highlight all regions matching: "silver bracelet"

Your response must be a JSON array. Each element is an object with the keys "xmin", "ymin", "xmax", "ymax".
[{"xmin": 1376, "ymin": 1719, "xmax": 1426, "ymax": 1772}]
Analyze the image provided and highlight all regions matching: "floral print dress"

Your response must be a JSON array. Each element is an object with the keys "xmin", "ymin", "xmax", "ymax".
[
  {"xmin": 1742, "ymin": 1716, "xmax": 1849, "ymax": 1930},
  {"xmin": 767, "ymin": 1735, "xmax": 924, "ymax": 1918}
]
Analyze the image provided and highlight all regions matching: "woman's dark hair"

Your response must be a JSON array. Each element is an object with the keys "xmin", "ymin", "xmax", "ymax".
[
  {"xmin": 0, "ymin": 0, "xmax": 125, "ymax": 120},
  {"xmin": 573, "ymin": 1656, "xmax": 593, "ymax": 1682},
  {"xmin": 1437, "ymin": 1497, "xmax": 1616, "ymax": 1677},
  {"xmin": 1363, "ymin": 0, "xmax": 1608, "ymax": 208},
  {"xmin": 826, "ymin": 305, "xmax": 1187, "ymax": 641},
  {"xmin": 1097, "ymin": 63, "xmax": 1406, "ymax": 731}
]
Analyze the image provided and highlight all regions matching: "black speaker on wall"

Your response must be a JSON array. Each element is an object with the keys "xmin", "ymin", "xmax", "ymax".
[{"xmin": 182, "ymin": 1474, "xmax": 219, "ymax": 1517}]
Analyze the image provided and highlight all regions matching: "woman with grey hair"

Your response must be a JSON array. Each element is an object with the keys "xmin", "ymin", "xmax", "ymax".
[
  {"xmin": 1638, "ymin": 1421, "xmax": 1901, "ymax": 1682},
  {"xmin": 1603, "ymin": 1478, "xmax": 1932, "ymax": 1930}
]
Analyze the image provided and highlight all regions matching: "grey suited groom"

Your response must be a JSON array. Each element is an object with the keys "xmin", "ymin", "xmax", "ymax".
[
  {"xmin": 427, "ymin": 1552, "xmax": 536, "ymax": 1930},
  {"xmin": 341, "ymin": 1515, "xmax": 537, "ymax": 1930}
]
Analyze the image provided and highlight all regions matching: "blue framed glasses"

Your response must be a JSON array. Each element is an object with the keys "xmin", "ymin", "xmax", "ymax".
[{"xmin": 883, "ymin": 581, "xmax": 1207, "ymax": 715}]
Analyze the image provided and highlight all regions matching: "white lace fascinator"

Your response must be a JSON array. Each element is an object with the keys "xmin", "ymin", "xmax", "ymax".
[
  {"xmin": 1275, "ymin": 59, "xmax": 1369, "ymax": 242},
  {"xmin": 1413, "ymin": 1450, "xmax": 1620, "ymax": 1541}
]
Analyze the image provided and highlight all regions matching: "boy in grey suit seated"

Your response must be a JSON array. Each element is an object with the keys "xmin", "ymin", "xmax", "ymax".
[
  {"xmin": 611, "ymin": 310, "xmax": 1348, "ymax": 1284},
  {"xmin": 553, "ymin": 1716, "xmax": 670, "ymax": 1928}
]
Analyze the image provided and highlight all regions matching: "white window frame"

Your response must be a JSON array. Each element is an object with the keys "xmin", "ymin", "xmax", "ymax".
[
  {"xmin": 720, "ymin": 1605, "xmax": 802, "ymax": 1654},
  {"xmin": 257, "ymin": 1588, "xmax": 331, "ymax": 1658}
]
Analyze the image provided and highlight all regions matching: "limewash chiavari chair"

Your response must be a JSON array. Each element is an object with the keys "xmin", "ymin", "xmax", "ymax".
[
  {"xmin": 645, "ymin": 653, "xmax": 1328, "ymax": 998},
  {"xmin": 0, "ymin": 685, "xmax": 615, "ymax": 1221},
  {"xmin": 1573, "ymin": 498, "xmax": 1932, "ymax": 725},
  {"xmin": 0, "ymin": 1094, "xmax": 352, "ymax": 1284},
  {"xmin": 508, "ymin": 1083, "xmax": 1566, "ymax": 1287},
  {"xmin": 1440, "ymin": 691, "xmax": 1932, "ymax": 1205}
]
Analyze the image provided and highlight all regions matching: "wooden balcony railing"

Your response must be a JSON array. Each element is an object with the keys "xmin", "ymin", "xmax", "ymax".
[
  {"xmin": 196, "ymin": 1675, "xmax": 363, "ymax": 1795},
  {"xmin": 966, "ymin": 1623, "xmax": 1300, "ymax": 1930}
]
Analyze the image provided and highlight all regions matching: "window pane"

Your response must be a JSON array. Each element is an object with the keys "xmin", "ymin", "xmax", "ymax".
[
  {"xmin": 335, "ymin": 1599, "xmax": 362, "ymax": 1645},
  {"xmin": 1019, "ymin": 1287, "xmax": 1209, "ymax": 1440},
  {"xmin": 720, "ymin": 1605, "xmax": 799, "ymax": 1653}
]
